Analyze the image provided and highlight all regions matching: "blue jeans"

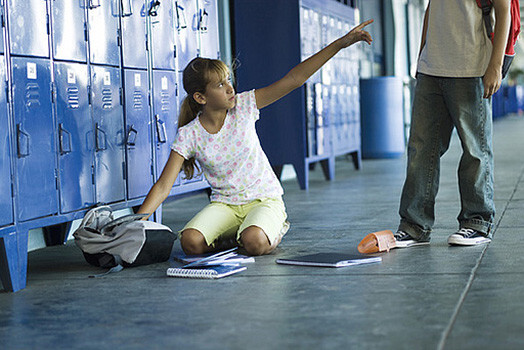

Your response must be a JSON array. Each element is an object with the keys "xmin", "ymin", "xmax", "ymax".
[{"xmin": 398, "ymin": 74, "xmax": 495, "ymax": 241}]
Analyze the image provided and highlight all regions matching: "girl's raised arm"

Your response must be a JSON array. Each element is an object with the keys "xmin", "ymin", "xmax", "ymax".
[
  {"xmin": 254, "ymin": 19, "xmax": 373, "ymax": 110},
  {"xmin": 137, "ymin": 150, "xmax": 185, "ymax": 219}
]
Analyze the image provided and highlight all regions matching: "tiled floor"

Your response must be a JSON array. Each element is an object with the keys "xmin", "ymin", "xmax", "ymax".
[{"xmin": 1, "ymin": 115, "xmax": 523, "ymax": 349}]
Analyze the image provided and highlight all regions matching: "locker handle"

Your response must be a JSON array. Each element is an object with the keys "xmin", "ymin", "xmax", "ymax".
[
  {"xmin": 89, "ymin": 0, "xmax": 101, "ymax": 9},
  {"xmin": 155, "ymin": 115, "xmax": 167, "ymax": 143},
  {"xmin": 175, "ymin": 3, "xmax": 187, "ymax": 29},
  {"xmin": 59, "ymin": 123, "xmax": 72, "ymax": 155},
  {"xmin": 16, "ymin": 124, "xmax": 30, "ymax": 158},
  {"xmin": 199, "ymin": 9, "xmax": 208, "ymax": 32},
  {"xmin": 126, "ymin": 125, "xmax": 138, "ymax": 146},
  {"xmin": 149, "ymin": 0, "xmax": 161, "ymax": 17},
  {"xmin": 122, "ymin": 0, "xmax": 133, "ymax": 17},
  {"xmin": 95, "ymin": 123, "xmax": 108, "ymax": 151}
]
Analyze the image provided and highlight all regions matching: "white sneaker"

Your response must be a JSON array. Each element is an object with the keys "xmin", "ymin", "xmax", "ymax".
[{"xmin": 448, "ymin": 228, "xmax": 491, "ymax": 246}]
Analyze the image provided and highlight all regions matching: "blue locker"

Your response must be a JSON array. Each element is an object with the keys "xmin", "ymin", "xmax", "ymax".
[
  {"xmin": 51, "ymin": 0, "xmax": 87, "ymax": 62},
  {"xmin": 121, "ymin": 0, "xmax": 148, "ymax": 69},
  {"xmin": 6, "ymin": 0, "xmax": 50, "ymax": 58},
  {"xmin": 152, "ymin": 71, "xmax": 179, "ymax": 186},
  {"xmin": 87, "ymin": 0, "xmax": 120, "ymax": 66},
  {"xmin": 175, "ymin": 0, "xmax": 199, "ymax": 71},
  {"xmin": 90, "ymin": 65, "xmax": 126, "ymax": 203},
  {"xmin": 150, "ymin": 0, "xmax": 176, "ymax": 70},
  {"xmin": 197, "ymin": 0, "xmax": 219, "ymax": 59},
  {"xmin": 0, "ymin": 55, "xmax": 13, "ymax": 226},
  {"xmin": 54, "ymin": 62, "xmax": 95, "ymax": 212},
  {"xmin": 124, "ymin": 69, "xmax": 153, "ymax": 199},
  {"xmin": 12, "ymin": 57, "xmax": 58, "ymax": 221}
]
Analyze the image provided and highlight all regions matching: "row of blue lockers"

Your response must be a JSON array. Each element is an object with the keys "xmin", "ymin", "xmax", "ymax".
[
  {"xmin": 6, "ymin": 0, "xmax": 219, "ymax": 70},
  {"xmin": 0, "ymin": 0, "xmax": 220, "ymax": 227},
  {"xmin": 305, "ymin": 83, "xmax": 360, "ymax": 157}
]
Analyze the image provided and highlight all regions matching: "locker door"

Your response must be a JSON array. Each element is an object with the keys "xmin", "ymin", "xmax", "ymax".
[
  {"xmin": 55, "ymin": 62, "xmax": 95, "ymax": 212},
  {"xmin": 7, "ymin": 0, "xmax": 50, "ymax": 57},
  {"xmin": 197, "ymin": 0, "xmax": 219, "ymax": 59},
  {"xmin": 12, "ymin": 57, "xmax": 57, "ymax": 221},
  {"xmin": 87, "ymin": 0, "xmax": 120, "ymax": 66},
  {"xmin": 152, "ymin": 70, "xmax": 178, "ymax": 187},
  {"xmin": 124, "ymin": 69, "xmax": 153, "ymax": 199},
  {"xmin": 91, "ymin": 65, "xmax": 126, "ymax": 203},
  {"xmin": 175, "ymin": 0, "xmax": 199, "ymax": 71},
  {"xmin": 150, "ymin": 0, "xmax": 176, "ymax": 70},
  {"xmin": 0, "ymin": 55, "xmax": 13, "ymax": 226},
  {"xmin": 51, "ymin": 0, "xmax": 87, "ymax": 62},
  {"xmin": 121, "ymin": 0, "xmax": 148, "ymax": 69}
]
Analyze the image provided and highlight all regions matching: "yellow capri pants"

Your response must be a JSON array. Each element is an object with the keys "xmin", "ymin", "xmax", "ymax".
[{"xmin": 180, "ymin": 197, "xmax": 289, "ymax": 247}]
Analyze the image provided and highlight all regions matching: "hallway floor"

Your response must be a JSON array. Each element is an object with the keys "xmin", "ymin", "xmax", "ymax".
[{"xmin": 1, "ymin": 115, "xmax": 524, "ymax": 350}]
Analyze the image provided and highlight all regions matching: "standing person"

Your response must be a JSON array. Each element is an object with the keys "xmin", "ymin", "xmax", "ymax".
[
  {"xmin": 137, "ymin": 20, "xmax": 373, "ymax": 256},
  {"xmin": 394, "ymin": 0, "xmax": 511, "ymax": 247}
]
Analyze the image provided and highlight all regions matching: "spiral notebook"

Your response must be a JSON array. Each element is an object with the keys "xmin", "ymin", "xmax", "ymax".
[{"xmin": 166, "ymin": 265, "xmax": 247, "ymax": 279}]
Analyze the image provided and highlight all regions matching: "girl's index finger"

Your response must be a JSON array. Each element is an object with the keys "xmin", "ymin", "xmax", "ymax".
[{"xmin": 355, "ymin": 19, "xmax": 374, "ymax": 30}]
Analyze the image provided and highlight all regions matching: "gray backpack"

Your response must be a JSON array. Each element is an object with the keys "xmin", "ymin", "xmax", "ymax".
[{"xmin": 73, "ymin": 206, "xmax": 176, "ymax": 273}]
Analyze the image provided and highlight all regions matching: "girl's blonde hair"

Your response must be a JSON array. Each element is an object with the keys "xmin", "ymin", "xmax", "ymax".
[{"xmin": 178, "ymin": 57, "xmax": 230, "ymax": 179}]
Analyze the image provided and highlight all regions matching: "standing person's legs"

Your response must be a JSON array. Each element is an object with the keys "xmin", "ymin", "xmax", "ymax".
[
  {"xmin": 398, "ymin": 74, "xmax": 454, "ymax": 242},
  {"xmin": 443, "ymin": 77, "xmax": 495, "ymax": 238}
]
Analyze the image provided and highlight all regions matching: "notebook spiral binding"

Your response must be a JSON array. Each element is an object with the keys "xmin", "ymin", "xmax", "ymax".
[{"xmin": 167, "ymin": 268, "xmax": 218, "ymax": 278}]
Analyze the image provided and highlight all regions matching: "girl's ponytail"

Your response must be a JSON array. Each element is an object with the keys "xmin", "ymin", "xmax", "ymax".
[{"xmin": 178, "ymin": 96, "xmax": 201, "ymax": 180}]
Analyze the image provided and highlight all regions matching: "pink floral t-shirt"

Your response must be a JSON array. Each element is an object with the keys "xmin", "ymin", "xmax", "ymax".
[{"xmin": 171, "ymin": 90, "xmax": 284, "ymax": 205}]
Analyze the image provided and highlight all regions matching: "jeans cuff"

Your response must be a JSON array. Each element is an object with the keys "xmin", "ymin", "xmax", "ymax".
[
  {"xmin": 460, "ymin": 220, "xmax": 493, "ymax": 238},
  {"xmin": 398, "ymin": 220, "xmax": 431, "ymax": 241}
]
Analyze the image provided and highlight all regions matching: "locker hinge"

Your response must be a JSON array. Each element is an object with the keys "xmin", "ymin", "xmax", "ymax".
[
  {"xmin": 151, "ymin": 164, "xmax": 155, "ymax": 176},
  {"xmin": 119, "ymin": 87, "xmax": 123, "ymax": 105},
  {"xmin": 55, "ymin": 169, "xmax": 59, "ymax": 190},
  {"xmin": 122, "ymin": 162, "xmax": 126, "ymax": 180},
  {"xmin": 46, "ymin": 14, "xmax": 50, "ymax": 35},
  {"xmin": 117, "ymin": 29, "xmax": 122, "ymax": 47},
  {"xmin": 1, "ymin": 13, "xmax": 5, "ymax": 28},
  {"xmin": 88, "ymin": 85, "xmax": 92, "ymax": 105},
  {"xmin": 51, "ymin": 82, "xmax": 56, "ymax": 104},
  {"xmin": 84, "ymin": 23, "xmax": 88, "ymax": 42},
  {"xmin": 5, "ymin": 82, "xmax": 9, "ymax": 104},
  {"xmin": 91, "ymin": 166, "xmax": 95, "ymax": 185},
  {"xmin": 148, "ymin": 93, "xmax": 151, "ymax": 106},
  {"xmin": 174, "ymin": 45, "xmax": 177, "ymax": 58},
  {"xmin": 11, "ymin": 181, "xmax": 15, "ymax": 198},
  {"xmin": 145, "ymin": 37, "xmax": 149, "ymax": 51}
]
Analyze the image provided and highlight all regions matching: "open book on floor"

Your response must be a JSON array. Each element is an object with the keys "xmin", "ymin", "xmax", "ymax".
[
  {"xmin": 275, "ymin": 252, "xmax": 382, "ymax": 268},
  {"xmin": 166, "ymin": 264, "xmax": 247, "ymax": 279},
  {"xmin": 173, "ymin": 250, "xmax": 254, "ymax": 266}
]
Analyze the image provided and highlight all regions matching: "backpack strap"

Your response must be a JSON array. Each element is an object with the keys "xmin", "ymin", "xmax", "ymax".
[
  {"xmin": 88, "ymin": 255, "xmax": 124, "ymax": 278},
  {"xmin": 477, "ymin": 0, "xmax": 494, "ymax": 41}
]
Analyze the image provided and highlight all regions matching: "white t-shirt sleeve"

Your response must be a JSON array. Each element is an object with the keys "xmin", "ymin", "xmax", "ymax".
[
  {"xmin": 235, "ymin": 90, "xmax": 260, "ymax": 121},
  {"xmin": 171, "ymin": 126, "xmax": 195, "ymax": 160}
]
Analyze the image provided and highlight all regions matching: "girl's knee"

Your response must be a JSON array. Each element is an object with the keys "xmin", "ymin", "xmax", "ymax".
[
  {"xmin": 180, "ymin": 229, "xmax": 209, "ymax": 255},
  {"xmin": 241, "ymin": 226, "xmax": 271, "ymax": 256}
]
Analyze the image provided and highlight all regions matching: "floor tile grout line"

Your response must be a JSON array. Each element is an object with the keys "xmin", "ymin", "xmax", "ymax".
[{"xmin": 437, "ymin": 163, "xmax": 524, "ymax": 350}]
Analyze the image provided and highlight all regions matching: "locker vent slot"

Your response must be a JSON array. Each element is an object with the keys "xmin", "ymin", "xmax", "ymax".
[
  {"xmin": 133, "ymin": 91, "xmax": 143, "ymax": 110},
  {"xmin": 25, "ymin": 83, "xmax": 41, "ymax": 110},
  {"xmin": 102, "ymin": 88, "xmax": 112, "ymax": 109},
  {"xmin": 67, "ymin": 87, "xmax": 80, "ymax": 109}
]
